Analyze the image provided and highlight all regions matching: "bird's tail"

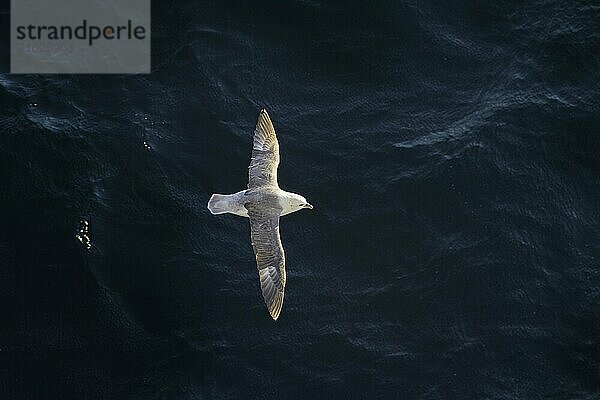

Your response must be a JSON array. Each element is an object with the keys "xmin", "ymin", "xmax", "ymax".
[{"xmin": 207, "ymin": 194, "xmax": 231, "ymax": 215}]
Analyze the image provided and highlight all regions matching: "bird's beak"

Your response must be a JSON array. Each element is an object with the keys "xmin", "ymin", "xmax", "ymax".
[{"xmin": 305, "ymin": 203, "xmax": 313, "ymax": 209}]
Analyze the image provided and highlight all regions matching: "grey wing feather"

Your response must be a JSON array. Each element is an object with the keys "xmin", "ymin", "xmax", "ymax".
[
  {"xmin": 248, "ymin": 109, "xmax": 280, "ymax": 189},
  {"xmin": 246, "ymin": 203, "xmax": 285, "ymax": 320}
]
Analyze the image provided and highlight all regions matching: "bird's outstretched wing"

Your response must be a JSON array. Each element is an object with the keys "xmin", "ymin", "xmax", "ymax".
[
  {"xmin": 245, "ymin": 203, "xmax": 286, "ymax": 320},
  {"xmin": 248, "ymin": 109, "xmax": 280, "ymax": 189}
]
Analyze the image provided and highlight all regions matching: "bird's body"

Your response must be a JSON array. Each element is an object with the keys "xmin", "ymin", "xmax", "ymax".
[
  {"xmin": 208, "ymin": 109, "xmax": 312, "ymax": 320},
  {"xmin": 208, "ymin": 188, "xmax": 309, "ymax": 218}
]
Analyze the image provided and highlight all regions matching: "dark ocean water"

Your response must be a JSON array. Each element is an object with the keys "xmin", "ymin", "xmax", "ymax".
[{"xmin": 0, "ymin": 1, "xmax": 599, "ymax": 399}]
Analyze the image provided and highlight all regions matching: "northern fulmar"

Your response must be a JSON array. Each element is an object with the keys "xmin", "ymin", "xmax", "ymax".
[{"xmin": 207, "ymin": 109, "xmax": 313, "ymax": 320}]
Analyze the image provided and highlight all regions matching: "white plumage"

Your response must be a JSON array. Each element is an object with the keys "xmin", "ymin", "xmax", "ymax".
[{"xmin": 208, "ymin": 109, "xmax": 313, "ymax": 320}]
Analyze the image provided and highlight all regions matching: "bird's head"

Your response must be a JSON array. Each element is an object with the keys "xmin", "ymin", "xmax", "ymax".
[{"xmin": 289, "ymin": 193, "xmax": 313, "ymax": 212}]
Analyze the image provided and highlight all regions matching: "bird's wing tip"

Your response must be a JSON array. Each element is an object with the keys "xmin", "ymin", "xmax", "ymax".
[
  {"xmin": 267, "ymin": 294, "xmax": 284, "ymax": 320},
  {"xmin": 270, "ymin": 310, "xmax": 280, "ymax": 321}
]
